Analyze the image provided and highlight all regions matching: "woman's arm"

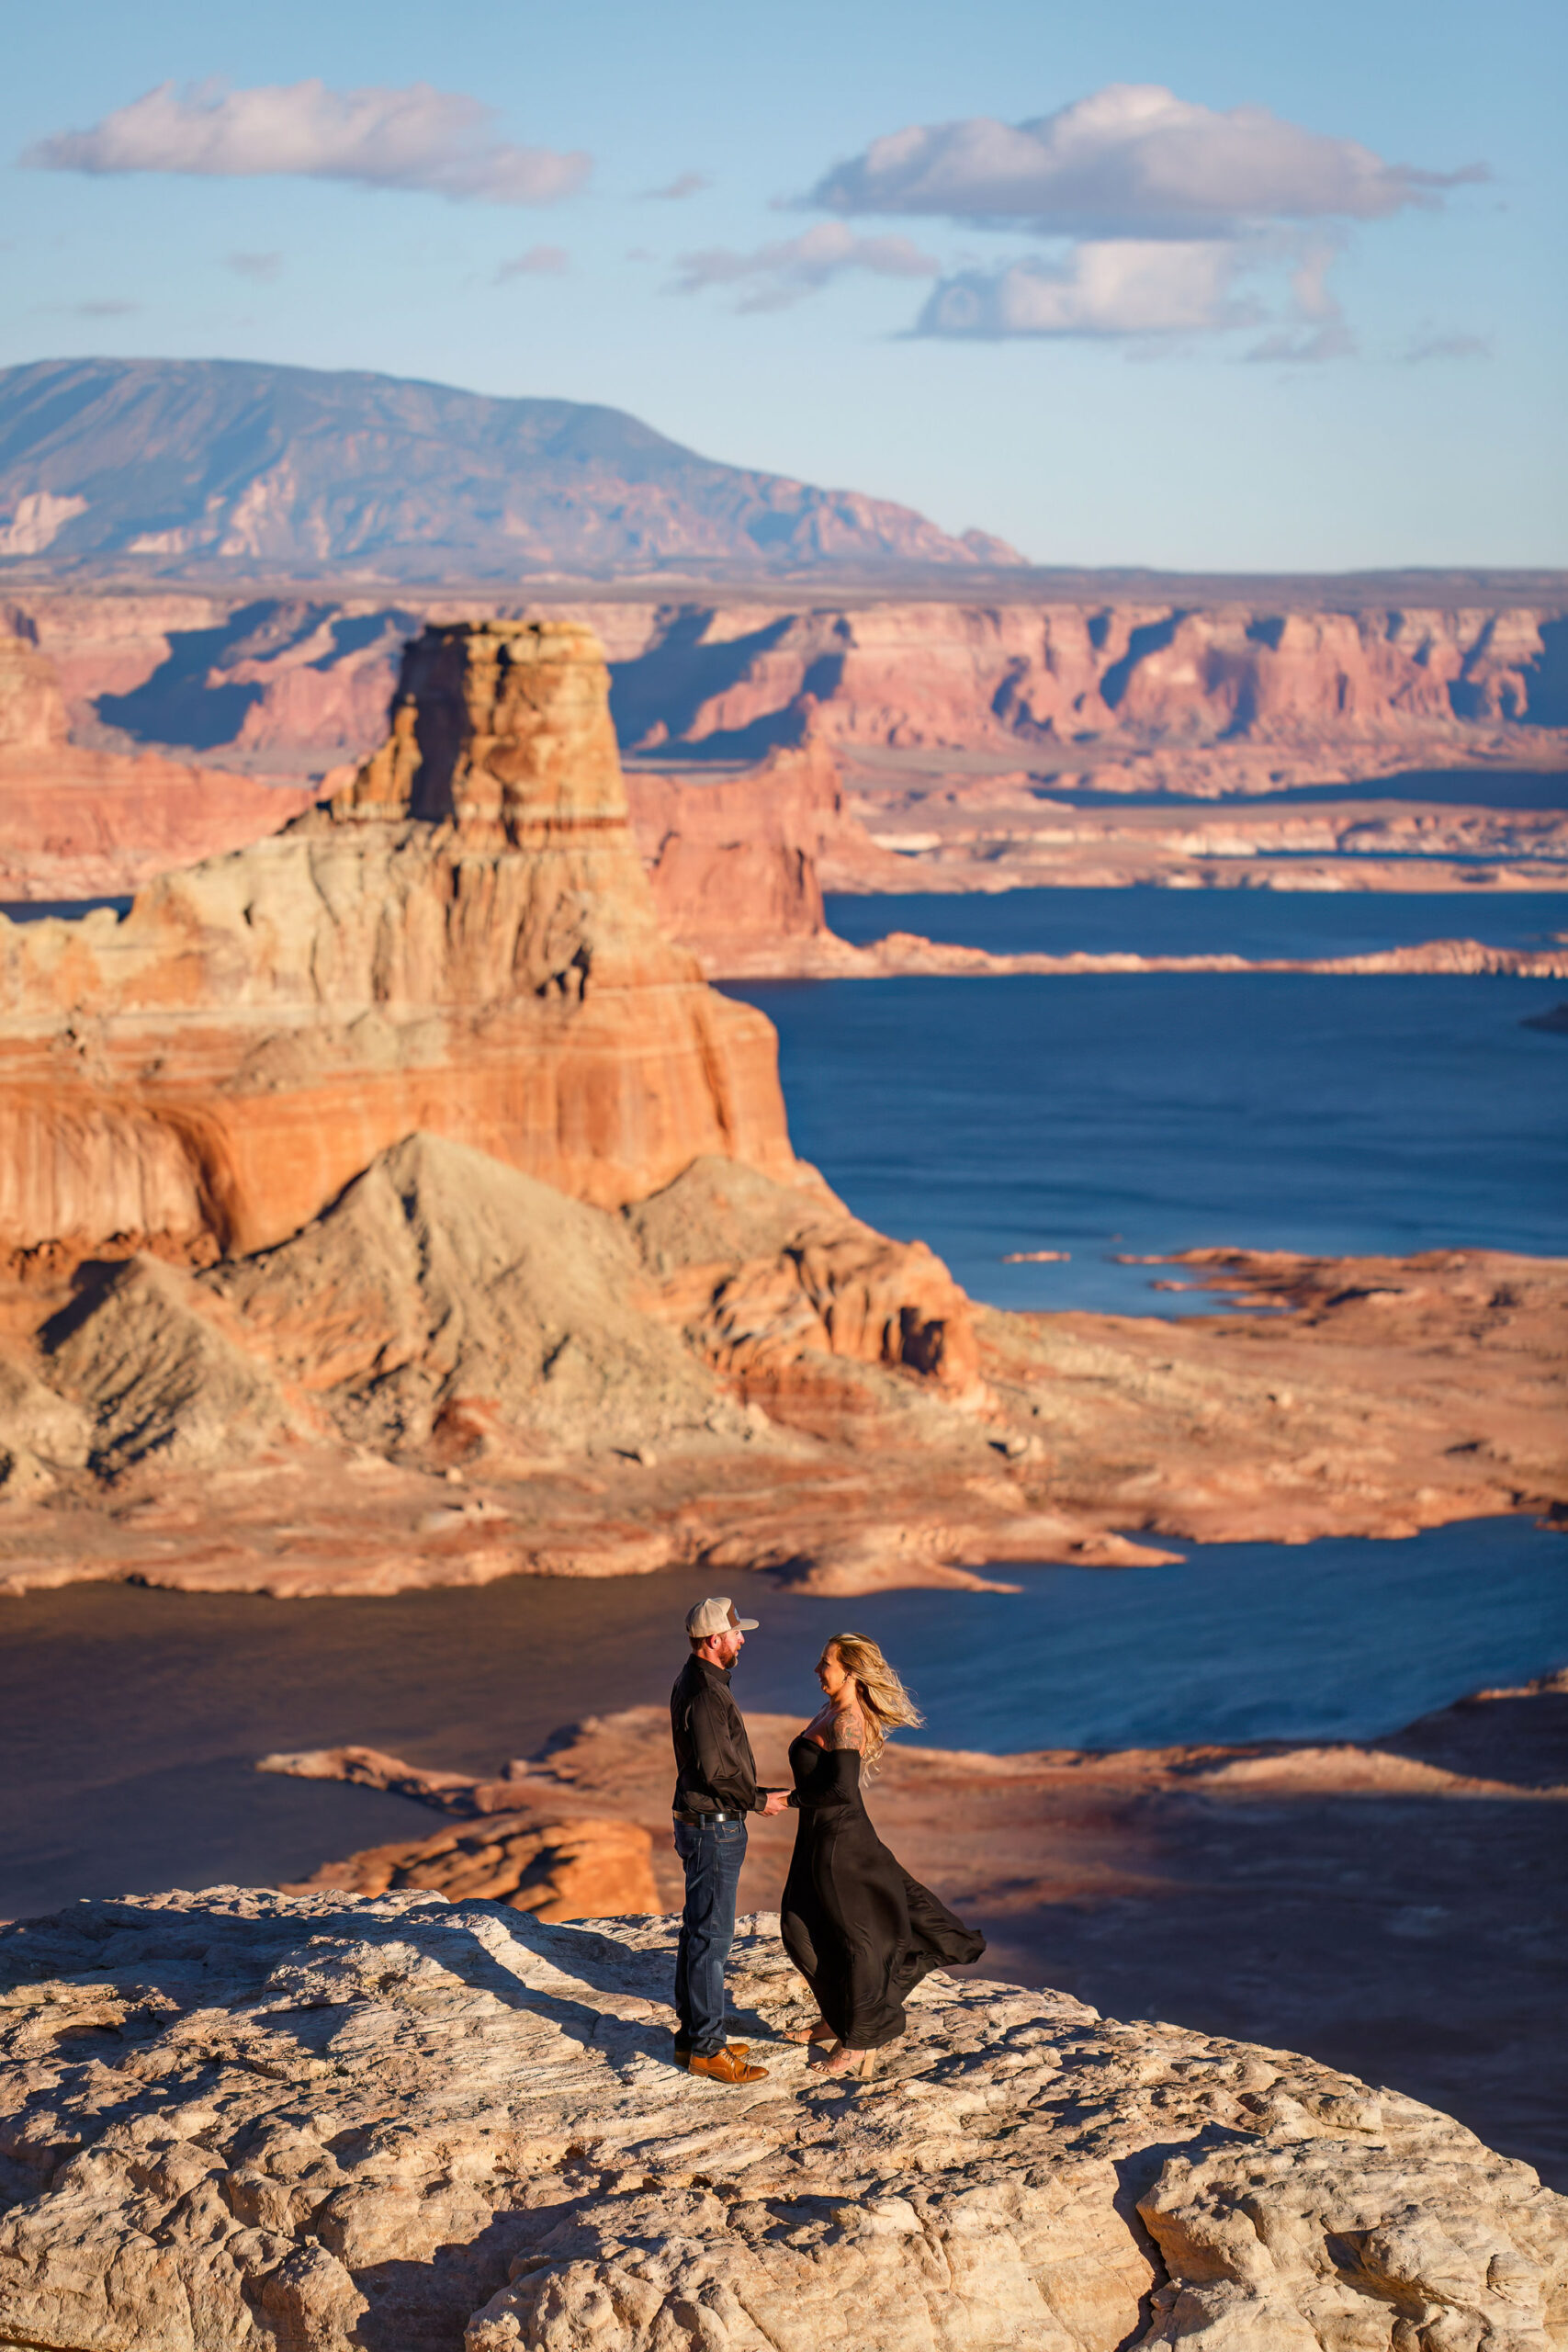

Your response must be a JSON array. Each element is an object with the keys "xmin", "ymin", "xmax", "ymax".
[{"xmin": 828, "ymin": 1702, "xmax": 866, "ymax": 1752}]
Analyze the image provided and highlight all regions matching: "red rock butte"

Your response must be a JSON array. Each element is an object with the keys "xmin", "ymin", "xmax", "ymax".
[{"xmin": 0, "ymin": 619, "xmax": 800, "ymax": 1260}]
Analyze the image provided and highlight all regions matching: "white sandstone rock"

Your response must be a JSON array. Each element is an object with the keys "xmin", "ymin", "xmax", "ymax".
[{"xmin": 0, "ymin": 1891, "xmax": 1559, "ymax": 2351}]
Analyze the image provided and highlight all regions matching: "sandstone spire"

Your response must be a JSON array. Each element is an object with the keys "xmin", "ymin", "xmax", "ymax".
[{"xmin": 0, "ymin": 621, "xmax": 799, "ymax": 1259}]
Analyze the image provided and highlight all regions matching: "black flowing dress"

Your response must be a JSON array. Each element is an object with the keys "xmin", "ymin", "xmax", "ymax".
[{"xmin": 780, "ymin": 1733, "xmax": 987, "ymax": 2050}]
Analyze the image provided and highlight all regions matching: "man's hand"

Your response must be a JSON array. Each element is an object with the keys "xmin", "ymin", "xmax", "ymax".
[{"xmin": 761, "ymin": 1790, "xmax": 789, "ymax": 1816}]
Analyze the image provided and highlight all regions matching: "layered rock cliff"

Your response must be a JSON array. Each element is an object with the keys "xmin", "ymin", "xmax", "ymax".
[
  {"xmin": 3, "ymin": 1204, "xmax": 1563, "ymax": 1598},
  {"xmin": 0, "ymin": 1892, "xmax": 1562, "ymax": 2352},
  {"xmin": 12, "ymin": 588, "xmax": 1566, "ymax": 789},
  {"xmin": 610, "ymin": 598, "xmax": 1568, "ymax": 756},
  {"xmin": 0, "ymin": 614, "xmax": 314, "ymax": 901},
  {"xmin": 0, "ymin": 621, "xmax": 799, "ymax": 1258},
  {"xmin": 5, "ymin": 585, "xmax": 1562, "ymax": 912}
]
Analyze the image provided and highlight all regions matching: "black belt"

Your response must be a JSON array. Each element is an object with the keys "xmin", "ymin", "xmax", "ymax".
[{"xmin": 673, "ymin": 1809, "xmax": 748, "ymax": 1826}]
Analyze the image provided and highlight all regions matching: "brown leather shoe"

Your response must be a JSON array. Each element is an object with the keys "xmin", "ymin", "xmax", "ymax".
[
  {"xmin": 687, "ymin": 2046, "xmax": 768, "ymax": 2085},
  {"xmin": 673, "ymin": 2041, "xmax": 749, "ymax": 2069}
]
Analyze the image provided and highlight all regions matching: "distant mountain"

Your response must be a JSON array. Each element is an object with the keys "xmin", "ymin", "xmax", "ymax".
[{"xmin": 0, "ymin": 357, "xmax": 1023, "ymax": 583}]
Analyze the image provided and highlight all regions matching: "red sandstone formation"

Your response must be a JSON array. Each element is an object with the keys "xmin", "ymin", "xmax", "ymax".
[
  {"xmin": 285, "ymin": 1813, "xmax": 660, "ymax": 1922},
  {"xmin": 0, "ymin": 622, "xmax": 803, "ymax": 1259},
  {"xmin": 13, "ymin": 588, "xmax": 1566, "ymax": 782},
  {"xmin": 261, "ymin": 1740, "xmax": 663, "ymax": 1918},
  {"xmin": 2, "ymin": 585, "xmax": 1560, "ymax": 915},
  {"xmin": 606, "ymin": 598, "xmax": 1568, "ymax": 758},
  {"xmin": 627, "ymin": 738, "xmax": 892, "ymax": 969},
  {"xmin": 0, "ymin": 619, "xmax": 313, "ymax": 900}
]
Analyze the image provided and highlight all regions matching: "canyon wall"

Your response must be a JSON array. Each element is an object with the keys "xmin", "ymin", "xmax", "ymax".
[
  {"xmin": 0, "ymin": 606, "xmax": 315, "ymax": 899},
  {"xmin": 0, "ymin": 620, "xmax": 801, "ymax": 1260},
  {"xmin": 630, "ymin": 737, "xmax": 887, "ymax": 967},
  {"xmin": 6, "ymin": 584, "xmax": 1561, "ymax": 917},
  {"xmin": 9, "ymin": 590, "xmax": 1566, "ymax": 784},
  {"xmin": 610, "ymin": 598, "xmax": 1568, "ymax": 759}
]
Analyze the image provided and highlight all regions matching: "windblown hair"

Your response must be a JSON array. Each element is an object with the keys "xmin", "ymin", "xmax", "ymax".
[{"xmin": 826, "ymin": 1633, "xmax": 924, "ymax": 1770}]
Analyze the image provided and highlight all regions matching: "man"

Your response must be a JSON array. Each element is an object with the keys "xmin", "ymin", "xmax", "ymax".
[{"xmin": 670, "ymin": 1597, "xmax": 788, "ymax": 2083}]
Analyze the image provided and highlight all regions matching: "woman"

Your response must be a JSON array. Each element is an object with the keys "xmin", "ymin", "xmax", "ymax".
[{"xmin": 780, "ymin": 1634, "xmax": 986, "ymax": 2079}]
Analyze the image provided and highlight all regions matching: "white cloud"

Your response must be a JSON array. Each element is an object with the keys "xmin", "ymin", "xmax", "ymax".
[
  {"xmin": 1243, "ymin": 236, "xmax": 1356, "ymax": 360},
  {"xmin": 1403, "ymin": 328, "xmax": 1491, "ymax": 362},
  {"xmin": 810, "ymin": 85, "xmax": 1485, "ymax": 239},
  {"xmin": 225, "ymin": 250, "xmax": 281, "ymax": 282},
  {"xmin": 917, "ymin": 240, "xmax": 1259, "ymax": 338},
  {"xmin": 644, "ymin": 171, "xmax": 709, "ymax": 200},
  {"xmin": 671, "ymin": 220, "xmax": 940, "ymax": 311},
  {"xmin": 24, "ymin": 80, "xmax": 589, "ymax": 205},
  {"xmin": 496, "ymin": 244, "xmax": 569, "ymax": 280},
  {"xmin": 1245, "ymin": 321, "xmax": 1357, "ymax": 363}
]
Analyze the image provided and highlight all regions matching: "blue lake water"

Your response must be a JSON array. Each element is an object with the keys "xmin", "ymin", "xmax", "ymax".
[
  {"xmin": 757, "ymin": 1520, "xmax": 1568, "ymax": 1754},
  {"xmin": 1025, "ymin": 765, "xmax": 1568, "ymax": 813},
  {"xmin": 0, "ymin": 898, "xmax": 132, "ymax": 924},
  {"xmin": 1, "ymin": 1522, "xmax": 1562, "ymax": 1916},
  {"xmin": 825, "ymin": 884, "xmax": 1568, "ymax": 962},
  {"xmin": 731, "ymin": 911, "xmax": 1567, "ymax": 1318}
]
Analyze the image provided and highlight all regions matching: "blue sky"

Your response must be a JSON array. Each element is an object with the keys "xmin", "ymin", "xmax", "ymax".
[{"xmin": 3, "ymin": 0, "xmax": 1563, "ymax": 570}]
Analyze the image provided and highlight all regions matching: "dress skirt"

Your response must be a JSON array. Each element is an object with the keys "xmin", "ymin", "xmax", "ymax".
[{"xmin": 779, "ymin": 1735, "xmax": 986, "ymax": 2050}]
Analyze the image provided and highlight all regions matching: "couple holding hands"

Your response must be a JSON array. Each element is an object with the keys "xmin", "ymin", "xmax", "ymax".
[{"xmin": 670, "ymin": 1596, "xmax": 986, "ymax": 2084}]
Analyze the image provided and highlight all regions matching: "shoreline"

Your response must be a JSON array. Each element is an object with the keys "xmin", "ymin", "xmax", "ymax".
[{"xmin": 3, "ymin": 1243, "xmax": 1565, "ymax": 1603}]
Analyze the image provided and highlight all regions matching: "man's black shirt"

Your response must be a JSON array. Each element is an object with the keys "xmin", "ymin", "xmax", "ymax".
[{"xmin": 670, "ymin": 1654, "xmax": 766, "ymax": 1816}]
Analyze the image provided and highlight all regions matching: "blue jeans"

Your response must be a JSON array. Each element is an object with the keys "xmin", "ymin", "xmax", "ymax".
[{"xmin": 673, "ymin": 1817, "xmax": 748, "ymax": 2055}]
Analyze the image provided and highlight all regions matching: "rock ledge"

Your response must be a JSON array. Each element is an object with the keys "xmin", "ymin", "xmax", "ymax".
[{"xmin": 0, "ymin": 1891, "xmax": 1562, "ymax": 2350}]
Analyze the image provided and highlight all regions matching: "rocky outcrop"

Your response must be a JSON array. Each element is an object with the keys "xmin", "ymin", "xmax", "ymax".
[
  {"xmin": 6, "ymin": 1134, "xmax": 980, "ymax": 1488},
  {"xmin": 286, "ymin": 1815, "xmax": 660, "ymax": 1922},
  {"xmin": 259, "ymin": 1744, "xmax": 663, "ymax": 1920},
  {"xmin": 630, "ymin": 739, "xmax": 878, "ymax": 970},
  {"xmin": 0, "ymin": 1890, "xmax": 1561, "ymax": 2352},
  {"xmin": 264, "ymin": 1680, "xmax": 1568, "ymax": 2185},
  {"xmin": 0, "ymin": 620, "xmax": 801, "ymax": 1259}
]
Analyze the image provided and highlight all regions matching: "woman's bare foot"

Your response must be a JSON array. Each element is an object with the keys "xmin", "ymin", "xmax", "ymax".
[
  {"xmin": 784, "ymin": 2020, "xmax": 836, "ymax": 2045},
  {"xmin": 820, "ymin": 2043, "xmax": 874, "ymax": 2079}
]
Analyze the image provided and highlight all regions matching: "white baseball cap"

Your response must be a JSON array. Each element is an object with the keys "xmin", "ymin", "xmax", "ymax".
[{"xmin": 685, "ymin": 1596, "xmax": 759, "ymax": 1638}]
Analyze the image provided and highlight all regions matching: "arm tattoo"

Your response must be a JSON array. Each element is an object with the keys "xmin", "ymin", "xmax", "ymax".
[{"xmin": 829, "ymin": 1706, "xmax": 865, "ymax": 1752}]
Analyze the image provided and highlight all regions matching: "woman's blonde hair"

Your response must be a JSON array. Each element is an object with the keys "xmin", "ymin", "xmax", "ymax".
[{"xmin": 824, "ymin": 1633, "xmax": 923, "ymax": 1770}]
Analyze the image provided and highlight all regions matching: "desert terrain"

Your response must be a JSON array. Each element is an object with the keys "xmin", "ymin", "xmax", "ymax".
[
  {"xmin": 1, "ymin": 618, "xmax": 1563, "ymax": 1600},
  {"xmin": 1, "ymin": 604, "xmax": 1563, "ymax": 2349}
]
